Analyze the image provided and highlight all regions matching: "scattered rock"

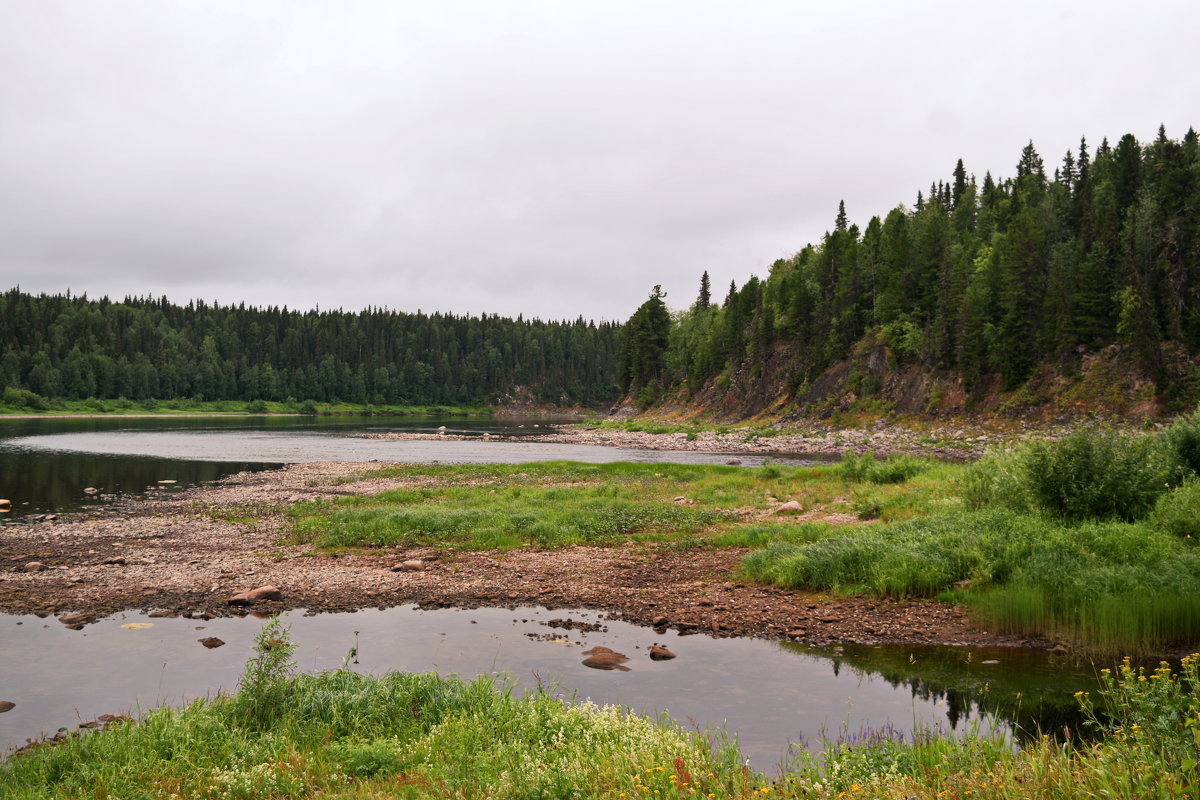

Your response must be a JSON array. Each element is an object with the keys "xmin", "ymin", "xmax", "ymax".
[
  {"xmin": 58, "ymin": 613, "xmax": 91, "ymax": 626},
  {"xmin": 198, "ymin": 637, "xmax": 226, "ymax": 649},
  {"xmin": 648, "ymin": 644, "xmax": 676, "ymax": 660},
  {"xmin": 725, "ymin": 458, "xmax": 742, "ymax": 466},
  {"xmin": 787, "ymin": 629, "xmax": 807, "ymax": 639},
  {"xmin": 393, "ymin": 559, "xmax": 426, "ymax": 572},
  {"xmin": 103, "ymin": 557, "xmax": 127, "ymax": 566},
  {"xmin": 148, "ymin": 609, "xmax": 174, "ymax": 618},
  {"xmin": 650, "ymin": 615, "xmax": 669, "ymax": 628},
  {"xmin": 0, "ymin": 701, "xmax": 14, "ymax": 713},
  {"xmin": 83, "ymin": 488, "xmax": 99, "ymax": 495},
  {"xmin": 581, "ymin": 646, "xmax": 631, "ymax": 671},
  {"xmin": 773, "ymin": 500, "xmax": 803, "ymax": 515},
  {"xmin": 23, "ymin": 562, "xmax": 47, "ymax": 572}
]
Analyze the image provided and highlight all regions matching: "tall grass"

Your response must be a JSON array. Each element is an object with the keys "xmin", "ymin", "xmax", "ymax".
[{"xmin": 740, "ymin": 508, "xmax": 1200, "ymax": 654}]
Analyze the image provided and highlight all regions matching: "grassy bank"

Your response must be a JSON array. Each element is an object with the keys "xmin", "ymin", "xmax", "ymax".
[
  {"xmin": 0, "ymin": 389, "xmax": 490, "ymax": 417},
  {"xmin": 285, "ymin": 417, "xmax": 1200, "ymax": 656},
  {"xmin": 3, "ymin": 620, "xmax": 1196, "ymax": 799}
]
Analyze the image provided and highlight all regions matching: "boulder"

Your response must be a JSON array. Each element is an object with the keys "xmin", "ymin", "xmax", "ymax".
[
  {"xmin": 23, "ymin": 562, "xmax": 46, "ymax": 572},
  {"xmin": 773, "ymin": 500, "xmax": 803, "ymax": 515}
]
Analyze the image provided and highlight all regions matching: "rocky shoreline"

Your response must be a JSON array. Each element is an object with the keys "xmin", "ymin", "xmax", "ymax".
[
  {"xmin": 362, "ymin": 419, "xmax": 1022, "ymax": 460},
  {"xmin": 0, "ymin": 458, "xmax": 1048, "ymax": 652}
]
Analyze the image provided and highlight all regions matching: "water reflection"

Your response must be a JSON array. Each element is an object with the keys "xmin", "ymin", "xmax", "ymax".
[
  {"xmin": 789, "ymin": 641, "xmax": 1094, "ymax": 740},
  {"xmin": 0, "ymin": 605, "xmax": 1095, "ymax": 769}
]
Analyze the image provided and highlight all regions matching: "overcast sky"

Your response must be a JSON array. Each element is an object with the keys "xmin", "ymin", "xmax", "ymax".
[{"xmin": 1, "ymin": 1, "xmax": 1196, "ymax": 322}]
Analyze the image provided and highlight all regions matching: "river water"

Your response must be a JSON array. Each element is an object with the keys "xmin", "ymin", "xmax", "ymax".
[{"xmin": 0, "ymin": 415, "xmax": 1096, "ymax": 767}]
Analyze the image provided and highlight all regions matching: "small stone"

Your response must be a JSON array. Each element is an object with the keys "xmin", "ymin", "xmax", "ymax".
[
  {"xmin": 83, "ymin": 487, "xmax": 99, "ymax": 495},
  {"xmin": 774, "ymin": 500, "xmax": 803, "ymax": 515},
  {"xmin": 23, "ymin": 562, "xmax": 46, "ymax": 572},
  {"xmin": 648, "ymin": 644, "xmax": 676, "ymax": 660},
  {"xmin": 786, "ymin": 629, "xmax": 807, "ymax": 639},
  {"xmin": 198, "ymin": 637, "xmax": 226, "ymax": 649},
  {"xmin": 725, "ymin": 458, "xmax": 742, "ymax": 466},
  {"xmin": 58, "ymin": 613, "xmax": 90, "ymax": 625},
  {"xmin": 148, "ymin": 609, "xmax": 174, "ymax": 618},
  {"xmin": 650, "ymin": 615, "xmax": 669, "ymax": 627},
  {"xmin": 103, "ymin": 556, "xmax": 127, "ymax": 566},
  {"xmin": 393, "ymin": 560, "xmax": 425, "ymax": 572}
]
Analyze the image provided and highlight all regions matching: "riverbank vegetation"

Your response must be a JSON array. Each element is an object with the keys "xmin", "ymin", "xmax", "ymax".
[
  {"xmin": 0, "ymin": 389, "xmax": 491, "ymax": 418},
  {"xmin": 2, "ymin": 620, "xmax": 1196, "ymax": 799},
  {"xmin": 287, "ymin": 417, "xmax": 1200, "ymax": 656},
  {"xmin": 620, "ymin": 128, "xmax": 1200, "ymax": 419}
]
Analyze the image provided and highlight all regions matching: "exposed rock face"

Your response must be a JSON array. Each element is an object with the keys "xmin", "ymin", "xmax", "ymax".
[{"xmin": 581, "ymin": 645, "xmax": 631, "ymax": 671}]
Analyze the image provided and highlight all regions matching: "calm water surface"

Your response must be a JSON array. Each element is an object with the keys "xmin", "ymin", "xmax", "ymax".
[
  {"xmin": 0, "ymin": 605, "xmax": 1095, "ymax": 768},
  {"xmin": 0, "ymin": 415, "xmax": 827, "ymax": 516}
]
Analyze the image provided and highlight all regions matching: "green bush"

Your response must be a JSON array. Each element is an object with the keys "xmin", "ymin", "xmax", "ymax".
[
  {"xmin": 1150, "ymin": 478, "xmax": 1200, "ymax": 538},
  {"xmin": 1161, "ymin": 408, "xmax": 1200, "ymax": 477},
  {"xmin": 246, "ymin": 399, "xmax": 269, "ymax": 414},
  {"xmin": 1, "ymin": 386, "xmax": 50, "ymax": 410},
  {"xmin": 1024, "ymin": 427, "xmax": 1174, "ymax": 521},
  {"xmin": 838, "ymin": 452, "xmax": 930, "ymax": 484}
]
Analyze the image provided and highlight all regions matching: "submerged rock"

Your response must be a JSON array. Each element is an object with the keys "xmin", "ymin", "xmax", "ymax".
[
  {"xmin": 0, "ymin": 701, "xmax": 14, "ymax": 713},
  {"xmin": 648, "ymin": 644, "xmax": 676, "ymax": 660},
  {"xmin": 581, "ymin": 645, "xmax": 631, "ymax": 671}
]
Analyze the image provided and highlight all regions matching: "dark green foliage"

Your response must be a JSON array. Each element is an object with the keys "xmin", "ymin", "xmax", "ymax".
[
  {"xmin": 1023, "ymin": 427, "xmax": 1174, "ymax": 521},
  {"xmin": 1162, "ymin": 408, "xmax": 1200, "ymax": 476},
  {"xmin": 0, "ymin": 289, "xmax": 622, "ymax": 407},
  {"xmin": 618, "ymin": 285, "xmax": 671, "ymax": 398},
  {"xmin": 641, "ymin": 127, "xmax": 1200, "ymax": 406}
]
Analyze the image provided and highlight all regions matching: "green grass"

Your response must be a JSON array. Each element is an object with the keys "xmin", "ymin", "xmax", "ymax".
[
  {"xmin": 4, "ymin": 620, "xmax": 1197, "ymax": 799},
  {"xmin": 289, "ymin": 459, "xmax": 951, "ymax": 553}
]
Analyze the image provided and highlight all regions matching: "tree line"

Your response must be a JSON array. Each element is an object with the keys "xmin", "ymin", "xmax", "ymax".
[
  {"xmin": 621, "ymin": 126, "xmax": 1200, "ymax": 407},
  {"xmin": 0, "ymin": 291, "xmax": 622, "ymax": 406}
]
